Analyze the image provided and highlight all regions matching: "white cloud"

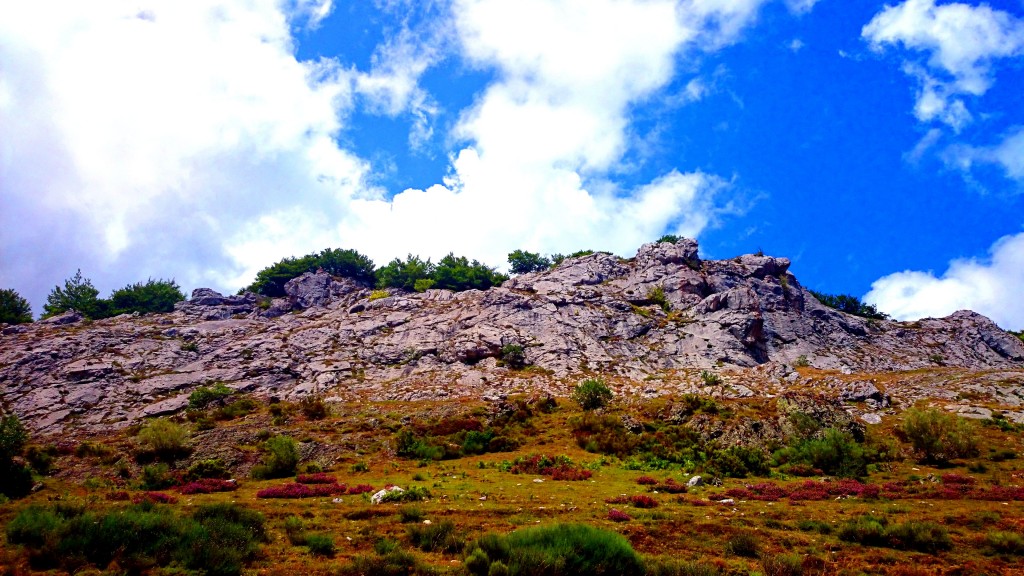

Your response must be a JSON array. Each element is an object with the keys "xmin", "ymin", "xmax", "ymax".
[
  {"xmin": 784, "ymin": 0, "xmax": 821, "ymax": 15},
  {"xmin": 1, "ymin": 0, "xmax": 772, "ymax": 312},
  {"xmin": 943, "ymin": 125, "xmax": 1024, "ymax": 182},
  {"xmin": 864, "ymin": 232, "xmax": 1024, "ymax": 331},
  {"xmin": 862, "ymin": 0, "xmax": 1024, "ymax": 130}
]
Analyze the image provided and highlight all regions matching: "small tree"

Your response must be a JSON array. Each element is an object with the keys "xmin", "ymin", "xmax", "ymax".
[
  {"xmin": 572, "ymin": 378, "xmax": 613, "ymax": 411},
  {"xmin": 507, "ymin": 250, "xmax": 551, "ymax": 275},
  {"xmin": 43, "ymin": 270, "xmax": 105, "ymax": 319},
  {"xmin": 0, "ymin": 288, "xmax": 33, "ymax": 324},
  {"xmin": 0, "ymin": 413, "xmax": 33, "ymax": 498},
  {"xmin": 253, "ymin": 435, "xmax": 300, "ymax": 479},
  {"xmin": 377, "ymin": 255, "xmax": 435, "ymax": 291},
  {"xmin": 108, "ymin": 278, "xmax": 185, "ymax": 315},
  {"xmin": 900, "ymin": 408, "xmax": 979, "ymax": 464}
]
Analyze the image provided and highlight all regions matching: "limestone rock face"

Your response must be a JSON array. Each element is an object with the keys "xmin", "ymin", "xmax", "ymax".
[{"xmin": 2, "ymin": 238, "xmax": 1023, "ymax": 433}]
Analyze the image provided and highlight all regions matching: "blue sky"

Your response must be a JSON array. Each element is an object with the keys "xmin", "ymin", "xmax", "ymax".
[{"xmin": 1, "ymin": 0, "xmax": 1023, "ymax": 329}]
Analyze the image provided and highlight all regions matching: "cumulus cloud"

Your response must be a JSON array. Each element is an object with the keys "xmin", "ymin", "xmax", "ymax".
[
  {"xmin": 1, "ymin": 0, "xmax": 773, "ymax": 314},
  {"xmin": 943, "ymin": 125, "xmax": 1024, "ymax": 183},
  {"xmin": 862, "ymin": 0, "xmax": 1024, "ymax": 130},
  {"xmin": 864, "ymin": 232, "xmax": 1024, "ymax": 331}
]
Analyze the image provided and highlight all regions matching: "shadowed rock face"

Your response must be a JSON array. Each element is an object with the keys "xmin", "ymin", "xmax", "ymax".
[{"xmin": 2, "ymin": 238, "xmax": 1023, "ymax": 433}]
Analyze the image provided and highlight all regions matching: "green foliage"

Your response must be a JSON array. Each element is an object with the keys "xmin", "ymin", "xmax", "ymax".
[
  {"xmin": 252, "ymin": 435, "xmax": 300, "ymax": 479},
  {"xmin": 136, "ymin": 418, "xmax": 191, "ymax": 461},
  {"xmin": 901, "ymin": 407, "xmax": 979, "ymax": 463},
  {"xmin": 657, "ymin": 234, "xmax": 681, "ymax": 244},
  {"xmin": 550, "ymin": 250, "xmax": 596, "ymax": 267},
  {"xmin": 187, "ymin": 459, "xmax": 230, "ymax": 481},
  {"xmin": 725, "ymin": 532, "xmax": 760, "ymax": 558},
  {"xmin": 773, "ymin": 428, "xmax": 868, "ymax": 478},
  {"xmin": 339, "ymin": 546, "xmax": 429, "ymax": 576},
  {"xmin": 108, "ymin": 278, "xmax": 185, "ymax": 315},
  {"xmin": 707, "ymin": 445, "xmax": 769, "ymax": 478},
  {"xmin": 507, "ymin": 250, "xmax": 552, "ymax": 274},
  {"xmin": 245, "ymin": 247, "xmax": 376, "ymax": 297},
  {"xmin": 6, "ymin": 502, "xmax": 267, "ymax": 575},
  {"xmin": 379, "ymin": 485, "xmax": 432, "ymax": 503},
  {"xmin": 699, "ymin": 370, "xmax": 722, "ymax": 386},
  {"xmin": 432, "ymin": 253, "xmax": 508, "ymax": 291},
  {"xmin": 0, "ymin": 288, "xmax": 33, "ymax": 324},
  {"xmin": 1011, "ymin": 330, "xmax": 1024, "ymax": 344},
  {"xmin": 985, "ymin": 531, "xmax": 1024, "ymax": 555},
  {"xmin": 304, "ymin": 533, "xmax": 336, "ymax": 557},
  {"xmin": 188, "ymin": 382, "xmax": 233, "ymax": 410},
  {"xmin": 464, "ymin": 523, "xmax": 644, "ymax": 576},
  {"xmin": 0, "ymin": 413, "xmax": 32, "ymax": 498},
  {"xmin": 139, "ymin": 463, "xmax": 177, "ymax": 490},
  {"xmin": 298, "ymin": 395, "xmax": 329, "ymax": 420},
  {"xmin": 414, "ymin": 278, "xmax": 436, "ymax": 292},
  {"xmin": 399, "ymin": 506, "xmax": 425, "ymax": 523},
  {"xmin": 43, "ymin": 269, "xmax": 104, "ymax": 319},
  {"xmin": 500, "ymin": 344, "xmax": 527, "ymax": 369},
  {"xmin": 408, "ymin": 520, "xmax": 463, "ymax": 553},
  {"xmin": 572, "ymin": 378, "xmax": 613, "ymax": 411},
  {"xmin": 808, "ymin": 289, "xmax": 888, "ymax": 320},
  {"xmin": 646, "ymin": 285, "xmax": 670, "ymax": 312},
  {"xmin": 377, "ymin": 254, "xmax": 435, "ymax": 291}
]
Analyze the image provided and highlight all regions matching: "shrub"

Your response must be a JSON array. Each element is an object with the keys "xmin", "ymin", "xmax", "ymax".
[
  {"xmin": 413, "ymin": 278, "xmax": 436, "ymax": 292},
  {"xmin": 252, "ymin": 435, "xmax": 300, "ymax": 479},
  {"xmin": 885, "ymin": 521, "xmax": 951, "ymax": 553},
  {"xmin": 304, "ymin": 533, "xmax": 336, "ymax": 557},
  {"xmin": 298, "ymin": 395, "xmax": 329, "ymax": 420},
  {"xmin": 431, "ymin": 253, "xmax": 508, "ymax": 291},
  {"xmin": 761, "ymin": 553, "xmax": 805, "ymax": 576},
  {"xmin": 408, "ymin": 520, "xmax": 463, "ymax": 553},
  {"xmin": 572, "ymin": 378, "xmax": 613, "ymax": 410},
  {"xmin": 773, "ymin": 428, "xmax": 868, "ymax": 478},
  {"xmin": 699, "ymin": 370, "xmax": 722, "ymax": 386},
  {"xmin": 608, "ymin": 509, "xmax": 631, "ymax": 522},
  {"xmin": 646, "ymin": 286, "xmax": 670, "ymax": 312},
  {"xmin": 42, "ymin": 269, "xmax": 104, "ymax": 319},
  {"xmin": 985, "ymin": 531, "xmax": 1024, "ymax": 555},
  {"xmin": 339, "ymin": 547, "xmax": 428, "ymax": 576},
  {"xmin": 188, "ymin": 382, "xmax": 233, "ymax": 410},
  {"xmin": 179, "ymin": 478, "xmax": 237, "ymax": 495},
  {"xmin": 0, "ymin": 288, "xmax": 33, "ymax": 324},
  {"xmin": 657, "ymin": 234, "xmax": 681, "ymax": 243},
  {"xmin": 399, "ymin": 506, "xmax": 425, "ymax": 523},
  {"xmin": 245, "ymin": 248, "xmax": 376, "ymax": 296},
  {"xmin": 107, "ymin": 278, "xmax": 185, "ymax": 315},
  {"xmin": 808, "ymin": 290, "xmax": 888, "ymax": 320},
  {"xmin": 135, "ymin": 418, "xmax": 191, "ymax": 461},
  {"xmin": 725, "ymin": 532, "xmax": 760, "ymax": 558},
  {"xmin": 379, "ymin": 485, "xmax": 432, "ymax": 503},
  {"xmin": 838, "ymin": 515, "xmax": 888, "ymax": 546},
  {"xmin": 901, "ymin": 408, "xmax": 979, "ymax": 463},
  {"xmin": 708, "ymin": 445, "xmax": 769, "ymax": 478},
  {"xmin": 500, "ymin": 343, "xmax": 528, "ymax": 369},
  {"xmin": 187, "ymin": 458, "xmax": 230, "ymax": 481},
  {"xmin": 508, "ymin": 250, "xmax": 552, "ymax": 274},
  {"xmin": 140, "ymin": 463, "xmax": 181, "ymax": 490},
  {"xmin": 377, "ymin": 254, "xmax": 435, "ymax": 291},
  {"xmin": 464, "ymin": 523, "xmax": 644, "ymax": 576},
  {"xmin": 637, "ymin": 475, "xmax": 658, "ymax": 485},
  {"xmin": 629, "ymin": 494, "xmax": 658, "ymax": 508}
]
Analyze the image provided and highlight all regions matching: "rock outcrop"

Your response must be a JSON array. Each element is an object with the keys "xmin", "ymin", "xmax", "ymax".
[{"xmin": 2, "ymin": 238, "xmax": 1022, "ymax": 433}]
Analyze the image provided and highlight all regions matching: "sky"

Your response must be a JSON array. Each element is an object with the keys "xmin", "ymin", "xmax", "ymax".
[{"xmin": 1, "ymin": 0, "xmax": 1023, "ymax": 330}]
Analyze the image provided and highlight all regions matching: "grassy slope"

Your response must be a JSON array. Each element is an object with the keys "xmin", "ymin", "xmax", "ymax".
[{"xmin": 2, "ymin": 376, "xmax": 1024, "ymax": 576}]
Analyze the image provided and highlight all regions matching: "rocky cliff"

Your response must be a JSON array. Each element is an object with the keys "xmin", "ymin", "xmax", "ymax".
[{"xmin": 2, "ymin": 238, "xmax": 1023, "ymax": 433}]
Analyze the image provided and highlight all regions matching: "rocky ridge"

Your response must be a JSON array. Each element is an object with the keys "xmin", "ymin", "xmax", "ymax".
[{"xmin": 2, "ymin": 238, "xmax": 1023, "ymax": 433}]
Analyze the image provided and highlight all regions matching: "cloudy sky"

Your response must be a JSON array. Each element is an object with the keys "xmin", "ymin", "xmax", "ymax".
[{"xmin": 1, "ymin": 0, "xmax": 1022, "ymax": 330}]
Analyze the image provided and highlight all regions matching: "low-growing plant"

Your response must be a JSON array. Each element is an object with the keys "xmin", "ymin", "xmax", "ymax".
[
  {"xmin": 408, "ymin": 519, "xmax": 463, "ymax": 553},
  {"xmin": 251, "ymin": 435, "xmax": 300, "ymax": 479},
  {"xmin": 399, "ymin": 506, "xmax": 425, "ymax": 523},
  {"xmin": 135, "ymin": 418, "xmax": 191, "ymax": 462},
  {"xmin": 725, "ymin": 532, "xmax": 760, "ymax": 558},
  {"xmin": 572, "ymin": 378, "xmax": 613, "ymax": 410},
  {"xmin": 985, "ymin": 531, "xmax": 1024, "ymax": 555},
  {"xmin": 298, "ymin": 395, "xmax": 329, "ymax": 420},
  {"xmin": 188, "ymin": 382, "xmax": 233, "ymax": 410},
  {"xmin": 699, "ymin": 370, "xmax": 722, "ymax": 386},
  {"xmin": 901, "ymin": 407, "xmax": 979, "ymax": 463},
  {"xmin": 464, "ymin": 523, "xmax": 645, "ymax": 576},
  {"xmin": 608, "ymin": 509, "xmax": 632, "ymax": 523},
  {"xmin": 304, "ymin": 533, "xmax": 336, "ymax": 557}
]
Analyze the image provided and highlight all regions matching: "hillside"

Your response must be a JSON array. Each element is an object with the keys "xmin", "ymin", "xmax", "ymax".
[{"xmin": 1, "ymin": 238, "xmax": 1022, "ymax": 434}]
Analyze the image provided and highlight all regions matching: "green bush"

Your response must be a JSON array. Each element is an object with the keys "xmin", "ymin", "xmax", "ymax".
[
  {"xmin": 465, "ymin": 523, "xmax": 644, "ymax": 576},
  {"xmin": 252, "ymin": 435, "xmax": 300, "ymax": 479},
  {"xmin": 339, "ymin": 547, "xmax": 428, "ymax": 576},
  {"xmin": 646, "ymin": 286, "xmax": 670, "ymax": 312},
  {"xmin": 136, "ymin": 418, "xmax": 191, "ymax": 461},
  {"xmin": 773, "ymin": 428, "xmax": 868, "ymax": 478},
  {"xmin": 500, "ymin": 344, "xmax": 527, "ymax": 369},
  {"xmin": 985, "ymin": 531, "xmax": 1024, "ymax": 555},
  {"xmin": 139, "ymin": 463, "xmax": 178, "ymax": 490},
  {"xmin": 187, "ymin": 459, "xmax": 230, "ymax": 481},
  {"xmin": 6, "ymin": 502, "xmax": 266, "ymax": 575},
  {"xmin": 572, "ymin": 378, "xmax": 613, "ymax": 411},
  {"xmin": 760, "ymin": 553, "xmax": 805, "ymax": 576},
  {"xmin": 808, "ymin": 290, "xmax": 888, "ymax": 320},
  {"xmin": 1, "ymin": 415, "xmax": 36, "ymax": 497},
  {"xmin": 188, "ymin": 382, "xmax": 233, "ymax": 410},
  {"xmin": 725, "ymin": 532, "xmax": 760, "ymax": 558},
  {"xmin": 838, "ymin": 515, "xmax": 888, "ymax": 546},
  {"xmin": 244, "ymin": 247, "xmax": 376, "ymax": 296},
  {"xmin": 657, "ymin": 234, "xmax": 680, "ymax": 244},
  {"xmin": 0, "ymin": 288, "xmax": 33, "ymax": 324},
  {"xmin": 107, "ymin": 278, "xmax": 185, "ymax": 315},
  {"xmin": 507, "ymin": 250, "xmax": 552, "ymax": 274},
  {"xmin": 885, "ymin": 520, "xmax": 951, "ymax": 553},
  {"xmin": 42, "ymin": 270, "xmax": 104, "ymax": 319},
  {"xmin": 708, "ymin": 445, "xmax": 769, "ymax": 478},
  {"xmin": 699, "ymin": 370, "xmax": 722, "ymax": 386},
  {"xmin": 901, "ymin": 407, "xmax": 979, "ymax": 463},
  {"xmin": 305, "ymin": 533, "xmax": 336, "ymax": 556},
  {"xmin": 431, "ymin": 253, "xmax": 508, "ymax": 292},
  {"xmin": 298, "ymin": 395, "xmax": 329, "ymax": 420},
  {"xmin": 377, "ymin": 254, "xmax": 435, "ymax": 291}
]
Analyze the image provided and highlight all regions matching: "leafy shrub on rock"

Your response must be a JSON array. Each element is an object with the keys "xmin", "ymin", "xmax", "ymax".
[
  {"xmin": 43, "ymin": 269, "xmax": 104, "ymax": 319},
  {"xmin": 251, "ymin": 435, "xmax": 300, "ymax": 479},
  {"xmin": 245, "ymin": 248, "xmax": 376, "ymax": 297},
  {"xmin": 135, "ymin": 418, "xmax": 191, "ymax": 462},
  {"xmin": 0, "ymin": 288, "xmax": 33, "ymax": 324},
  {"xmin": 0, "ymin": 413, "xmax": 33, "ymax": 498},
  {"xmin": 377, "ymin": 254, "xmax": 434, "ymax": 291},
  {"xmin": 107, "ymin": 278, "xmax": 185, "ymax": 315},
  {"xmin": 507, "ymin": 250, "xmax": 552, "ymax": 274}
]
